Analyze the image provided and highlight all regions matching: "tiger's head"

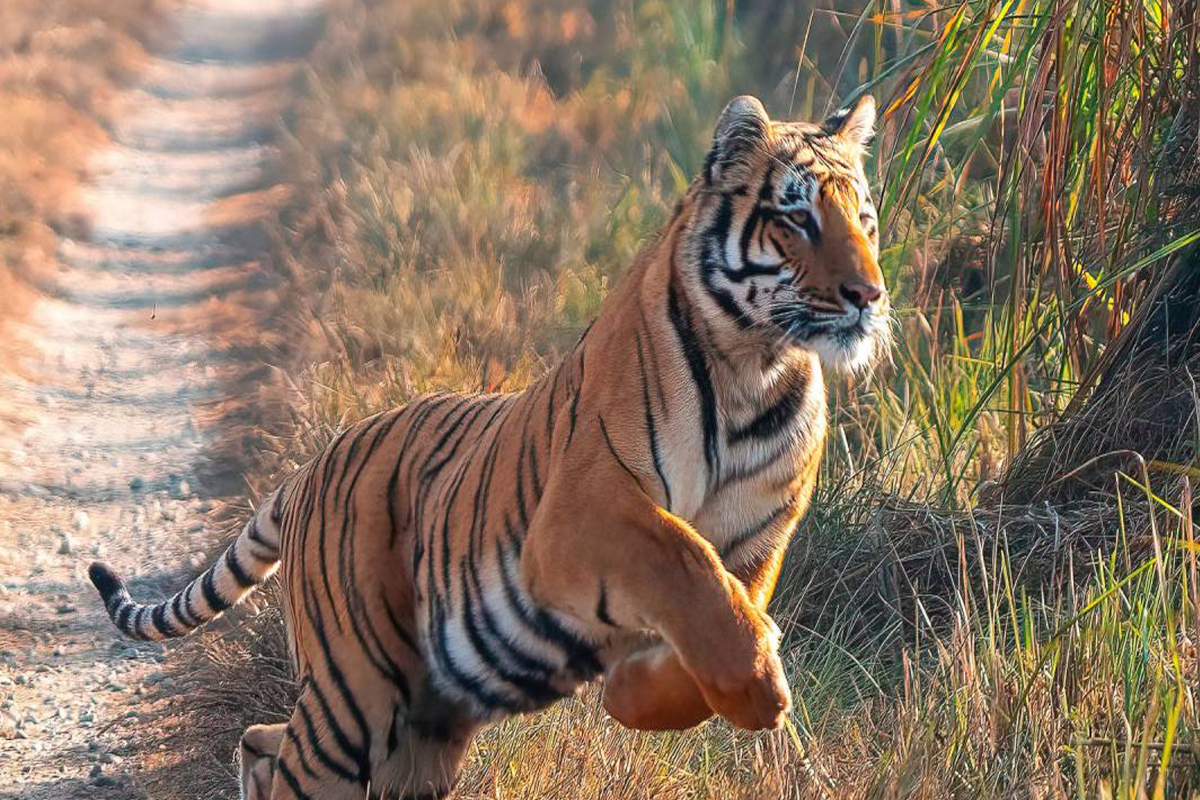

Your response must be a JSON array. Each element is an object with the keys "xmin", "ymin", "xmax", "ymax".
[{"xmin": 680, "ymin": 94, "xmax": 890, "ymax": 372}]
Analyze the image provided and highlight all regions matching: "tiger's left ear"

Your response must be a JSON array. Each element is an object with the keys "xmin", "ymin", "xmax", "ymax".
[{"xmin": 821, "ymin": 95, "xmax": 875, "ymax": 150}]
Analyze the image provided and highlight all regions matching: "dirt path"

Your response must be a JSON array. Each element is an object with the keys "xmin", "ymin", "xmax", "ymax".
[{"xmin": 0, "ymin": 2, "xmax": 324, "ymax": 796}]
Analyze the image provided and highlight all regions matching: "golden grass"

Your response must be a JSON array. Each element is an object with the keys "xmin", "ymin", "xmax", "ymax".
[{"xmin": 146, "ymin": 0, "xmax": 1200, "ymax": 797}]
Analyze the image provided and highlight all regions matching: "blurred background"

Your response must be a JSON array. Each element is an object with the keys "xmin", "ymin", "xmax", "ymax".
[{"xmin": 1, "ymin": 0, "xmax": 1199, "ymax": 797}]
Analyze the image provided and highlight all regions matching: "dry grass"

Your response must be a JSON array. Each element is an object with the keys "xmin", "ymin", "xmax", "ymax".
[
  {"xmin": 0, "ymin": 0, "xmax": 172, "ymax": 331},
  {"xmin": 146, "ymin": 0, "xmax": 1200, "ymax": 797}
]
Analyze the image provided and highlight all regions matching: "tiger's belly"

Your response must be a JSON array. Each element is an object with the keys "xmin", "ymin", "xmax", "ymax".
[{"xmin": 416, "ymin": 534, "xmax": 605, "ymax": 721}]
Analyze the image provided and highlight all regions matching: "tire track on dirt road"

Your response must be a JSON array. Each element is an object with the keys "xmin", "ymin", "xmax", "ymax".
[{"xmin": 0, "ymin": 1, "xmax": 324, "ymax": 796}]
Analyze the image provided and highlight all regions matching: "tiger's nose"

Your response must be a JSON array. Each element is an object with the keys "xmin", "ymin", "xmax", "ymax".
[{"xmin": 839, "ymin": 280, "xmax": 883, "ymax": 310}]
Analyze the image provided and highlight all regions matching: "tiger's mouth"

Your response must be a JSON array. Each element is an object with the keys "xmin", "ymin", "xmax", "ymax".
[{"xmin": 777, "ymin": 304, "xmax": 890, "ymax": 372}]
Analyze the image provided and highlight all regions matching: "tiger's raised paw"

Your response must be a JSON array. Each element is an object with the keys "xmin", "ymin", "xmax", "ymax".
[
  {"xmin": 698, "ymin": 649, "xmax": 791, "ymax": 730},
  {"xmin": 690, "ymin": 603, "xmax": 791, "ymax": 731}
]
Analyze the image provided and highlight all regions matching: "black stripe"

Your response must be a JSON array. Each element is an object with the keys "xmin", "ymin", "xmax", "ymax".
[
  {"xmin": 348, "ymin": 596, "xmax": 413, "ymax": 705},
  {"xmin": 386, "ymin": 399, "xmax": 442, "ymax": 546},
  {"xmin": 700, "ymin": 195, "xmax": 754, "ymax": 327},
  {"xmin": 270, "ymin": 488, "xmax": 285, "ymax": 524},
  {"xmin": 412, "ymin": 399, "xmax": 494, "ymax": 536},
  {"xmin": 302, "ymin": 573, "xmax": 372, "ymax": 779},
  {"xmin": 182, "ymin": 584, "xmax": 203, "ymax": 627},
  {"xmin": 241, "ymin": 738, "xmax": 271, "ymax": 761},
  {"xmin": 332, "ymin": 411, "xmax": 389, "ymax": 502},
  {"xmin": 667, "ymin": 271, "xmax": 721, "ymax": 485},
  {"xmin": 382, "ymin": 595, "xmax": 420, "ymax": 655},
  {"xmin": 390, "ymin": 396, "xmax": 455, "ymax": 551},
  {"xmin": 717, "ymin": 435, "xmax": 796, "ymax": 491},
  {"xmin": 728, "ymin": 367, "xmax": 809, "ymax": 444},
  {"xmin": 635, "ymin": 332, "xmax": 673, "ymax": 509},
  {"xmin": 295, "ymin": 696, "xmax": 357, "ymax": 781},
  {"xmin": 283, "ymin": 726, "xmax": 318, "ymax": 779},
  {"xmin": 458, "ymin": 564, "xmax": 561, "ymax": 707},
  {"xmin": 151, "ymin": 603, "xmax": 177, "ymax": 637},
  {"xmin": 596, "ymin": 582, "xmax": 616, "ymax": 627},
  {"xmin": 468, "ymin": 560, "xmax": 558, "ymax": 676},
  {"xmin": 243, "ymin": 537, "xmax": 278, "ymax": 564},
  {"xmin": 737, "ymin": 204, "xmax": 786, "ymax": 277},
  {"xmin": 132, "ymin": 607, "xmax": 148, "ymax": 640},
  {"xmin": 431, "ymin": 601, "xmax": 524, "ymax": 713},
  {"xmin": 528, "ymin": 433, "xmax": 543, "ymax": 497},
  {"xmin": 314, "ymin": 427, "xmax": 356, "ymax": 632},
  {"xmin": 566, "ymin": 348, "xmax": 585, "ymax": 446},
  {"xmin": 460, "ymin": 408, "xmax": 561, "ymax": 697},
  {"xmin": 276, "ymin": 757, "xmax": 316, "ymax": 800},
  {"xmin": 544, "ymin": 362, "xmax": 561, "ymax": 442},
  {"xmin": 224, "ymin": 544, "xmax": 257, "ymax": 589},
  {"xmin": 116, "ymin": 603, "xmax": 135, "ymax": 633},
  {"xmin": 799, "ymin": 213, "xmax": 821, "ymax": 245},
  {"xmin": 720, "ymin": 504, "xmax": 797, "ymax": 560},
  {"xmin": 514, "ymin": 439, "xmax": 531, "ymax": 530},
  {"xmin": 435, "ymin": 400, "xmax": 510, "ymax": 614},
  {"xmin": 201, "ymin": 569, "xmax": 231, "ymax": 613},
  {"xmin": 637, "ymin": 305, "xmax": 670, "ymax": 421},
  {"xmin": 334, "ymin": 411, "xmax": 413, "ymax": 699},
  {"xmin": 170, "ymin": 592, "xmax": 194, "ymax": 629},
  {"xmin": 387, "ymin": 709, "xmax": 400, "ymax": 754},
  {"xmin": 246, "ymin": 517, "xmax": 275, "ymax": 551},
  {"xmin": 498, "ymin": 531, "xmax": 601, "ymax": 678},
  {"xmin": 306, "ymin": 677, "xmax": 368, "ymax": 782},
  {"xmin": 598, "ymin": 415, "xmax": 646, "ymax": 493},
  {"xmin": 427, "ymin": 401, "xmax": 521, "ymax": 712}
]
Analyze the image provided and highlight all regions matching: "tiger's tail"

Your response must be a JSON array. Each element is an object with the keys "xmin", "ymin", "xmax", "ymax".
[{"xmin": 88, "ymin": 490, "xmax": 284, "ymax": 641}]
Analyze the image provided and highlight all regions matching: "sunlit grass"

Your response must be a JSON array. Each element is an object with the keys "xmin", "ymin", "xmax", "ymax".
[{"xmin": 166, "ymin": 0, "xmax": 1200, "ymax": 797}]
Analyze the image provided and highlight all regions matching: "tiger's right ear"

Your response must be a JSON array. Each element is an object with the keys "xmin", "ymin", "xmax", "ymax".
[{"xmin": 704, "ymin": 95, "xmax": 770, "ymax": 186}]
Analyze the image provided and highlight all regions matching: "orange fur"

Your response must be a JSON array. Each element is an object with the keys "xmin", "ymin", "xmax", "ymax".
[{"xmin": 89, "ymin": 95, "xmax": 889, "ymax": 800}]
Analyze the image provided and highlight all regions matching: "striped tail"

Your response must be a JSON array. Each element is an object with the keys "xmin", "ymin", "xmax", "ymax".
[{"xmin": 88, "ymin": 491, "xmax": 284, "ymax": 641}]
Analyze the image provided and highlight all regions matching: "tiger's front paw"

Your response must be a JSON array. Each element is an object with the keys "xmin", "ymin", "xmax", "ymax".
[{"xmin": 691, "ymin": 604, "xmax": 790, "ymax": 731}]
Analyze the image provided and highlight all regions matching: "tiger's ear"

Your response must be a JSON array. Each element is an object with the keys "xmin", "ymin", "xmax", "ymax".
[
  {"xmin": 822, "ymin": 95, "xmax": 875, "ymax": 150},
  {"xmin": 704, "ymin": 95, "xmax": 770, "ymax": 186}
]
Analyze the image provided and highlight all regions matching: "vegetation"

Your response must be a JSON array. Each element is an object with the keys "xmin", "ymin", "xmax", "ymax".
[
  {"xmin": 0, "ymin": 0, "xmax": 168, "ymax": 331},
  {"xmin": 160, "ymin": 0, "xmax": 1200, "ymax": 797}
]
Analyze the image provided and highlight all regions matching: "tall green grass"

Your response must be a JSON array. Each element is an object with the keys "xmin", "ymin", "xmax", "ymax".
[{"xmin": 851, "ymin": 0, "xmax": 1199, "ymax": 508}]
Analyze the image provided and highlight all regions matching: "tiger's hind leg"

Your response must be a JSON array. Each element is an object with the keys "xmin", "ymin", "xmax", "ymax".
[
  {"xmin": 369, "ymin": 679, "xmax": 479, "ymax": 800},
  {"xmin": 267, "ymin": 681, "xmax": 375, "ymax": 800},
  {"xmin": 240, "ymin": 723, "xmax": 286, "ymax": 800},
  {"xmin": 266, "ymin": 678, "xmax": 477, "ymax": 800}
]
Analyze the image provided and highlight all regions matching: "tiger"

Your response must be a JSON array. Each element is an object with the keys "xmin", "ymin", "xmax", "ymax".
[{"xmin": 88, "ymin": 93, "xmax": 889, "ymax": 800}]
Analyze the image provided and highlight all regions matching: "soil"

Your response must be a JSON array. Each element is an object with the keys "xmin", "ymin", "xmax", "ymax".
[{"xmin": 0, "ymin": 2, "xmax": 325, "ymax": 797}]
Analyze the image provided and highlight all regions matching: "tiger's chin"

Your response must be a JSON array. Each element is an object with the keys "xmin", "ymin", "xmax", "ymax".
[{"xmin": 802, "ymin": 324, "xmax": 890, "ymax": 375}]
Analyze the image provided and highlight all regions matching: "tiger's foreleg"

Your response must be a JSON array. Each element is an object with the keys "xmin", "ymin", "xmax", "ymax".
[
  {"xmin": 600, "ymin": 548, "xmax": 788, "ymax": 730},
  {"xmin": 600, "ymin": 551, "xmax": 789, "ymax": 731},
  {"xmin": 522, "ymin": 470, "xmax": 790, "ymax": 731}
]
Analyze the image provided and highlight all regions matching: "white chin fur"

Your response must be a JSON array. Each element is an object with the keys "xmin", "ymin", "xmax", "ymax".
[{"xmin": 807, "ymin": 332, "xmax": 877, "ymax": 374}]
